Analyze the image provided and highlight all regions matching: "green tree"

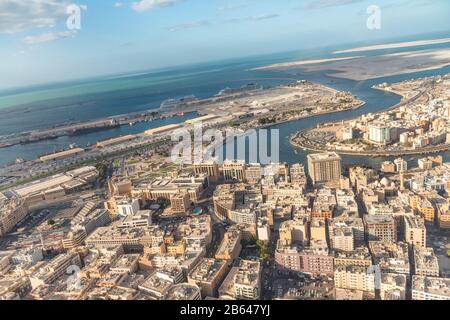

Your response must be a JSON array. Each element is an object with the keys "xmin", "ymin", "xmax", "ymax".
[{"xmin": 256, "ymin": 240, "xmax": 270, "ymax": 260}]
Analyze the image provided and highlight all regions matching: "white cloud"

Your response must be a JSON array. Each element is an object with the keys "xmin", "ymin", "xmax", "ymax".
[
  {"xmin": 24, "ymin": 30, "xmax": 77, "ymax": 44},
  {"xmin": 131, "ymin": 0, "xmax": 177, "ymax": 13},
  {"xmin": 167, "ymin": 20, "xmax": 209, "ymax": 32},
  {"xmin": 0, "ymin": 0, "xmax": 70, "ymax": 33},
  {"xmin": 218, "ymin": 4, "xmax": 246, "ymax": 11},
  {"xmin": 114, "ymin": 2, "xmax": 124, "ymax": 8},
  {"xmin": 225, "ymin": 14, "xmax": 280, "ymax": 24},
  {"xmin": 254, "ymin": 13, "xmax": 280, "ymax": 21},
  {"xmin": 305, "ymin": 0, "xmax": 364, "ymax": 10}
]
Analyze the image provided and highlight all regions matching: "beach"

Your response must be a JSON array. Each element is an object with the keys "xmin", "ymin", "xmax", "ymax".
[{"xmin": 333, "ymin": 37, "xmax": 450, "ymax": 54}]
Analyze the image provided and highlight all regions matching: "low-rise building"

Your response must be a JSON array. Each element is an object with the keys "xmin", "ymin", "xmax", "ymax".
[
  {"xmin": 404, "ymin": 216, "xmax": 426, "ymax": 247},
  {"xmin": 369, "ymin": 241, "xmax": 410, "ymax": 275},
  {"xmin": 215, "ymin": 227, "xmax": 242, "ymax": 262},
  {"xmin": 166, "ymin": 283, "xmax": 202, "ymax": 300},
  {"xmin": 219, "ymin": 259, "xmax": 262, "ymax": 300},
  {"xmin": 380, "ymin": 273, "xmax": 407, "ymax": 300},
  {"xmin": 334, "ymin": 246, "xmax": 372, "ymax": 268},
  {"xmin": 29, "ymin": 252, "xmax": 82, "ymax": 289},
  {"xmin": 334, "ymin": 265, "xmax": 375, "ymax": 295},
  {"xmin": 413, "ymin": 247, "xmax": 440, "ymax": 277},
  {"xmin": 275, "ymin": 240, "xmax": 334, "ymax": 276},
  {"xmin": 188, "ymin": 258, "xmax": 228, "ymax": 297},
  {"xmin": 412, "ymin": 276, "xmax": 450, "ymax": 300}
]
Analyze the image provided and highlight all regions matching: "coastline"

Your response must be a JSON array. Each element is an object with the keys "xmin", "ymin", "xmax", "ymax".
[
  {"xmin": 206, "ymin": 99, "xmax": 367, "ymax": 159},
  {"xmin": 288, "ymin": 76, "xmax": 450, "ymax": 157},
  {"xmin": 289, "ymin": 134, "xmax": 450, "ymax": 157}
]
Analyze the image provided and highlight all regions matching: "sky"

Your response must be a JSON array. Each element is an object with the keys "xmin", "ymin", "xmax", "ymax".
[{"xmin": 0, "ymin": 0, "xmax": 449, "ymax": 89}]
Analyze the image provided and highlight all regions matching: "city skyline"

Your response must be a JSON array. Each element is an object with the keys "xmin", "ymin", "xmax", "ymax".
[{"xmin": 0, "ymin": 0, "xmax": 449, "ymax": 305}]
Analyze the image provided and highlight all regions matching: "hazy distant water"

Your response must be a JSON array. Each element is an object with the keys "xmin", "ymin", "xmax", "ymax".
[
  {"xmin": 1, "ymin": 35, "xmax": 450, "ymax": 166},
  {"xmin": 0, "ymin": 53, "xmax": 306, "ymax": 136},
  {"xmin": 220, "ymin": 64, "xmax": 450, "ymax": 169}
]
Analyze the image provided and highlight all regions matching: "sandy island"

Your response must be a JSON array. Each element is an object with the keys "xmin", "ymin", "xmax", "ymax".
[
  {"xmin": 255, "ymin": 48, "xmax": 450, "ymax": 81},
  {"xmin": 252, "ymin": 56, "xmax": 361, "ymax": 70},
  {"xmin": 333, "ymin": 37, "xmax": 450, "ymax": 54}
]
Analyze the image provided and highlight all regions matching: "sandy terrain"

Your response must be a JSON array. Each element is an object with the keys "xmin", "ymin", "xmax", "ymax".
[
  {"xmin": 299, "ymin": 48, "xmax": 450, "ymax": 81},
  {"xmin": 252, "ymin": 56, "xmax": 361, "ymax": 70},
  {"xmin": 333, "ymin": 37, "xmax": 450, "ymax": 54}
]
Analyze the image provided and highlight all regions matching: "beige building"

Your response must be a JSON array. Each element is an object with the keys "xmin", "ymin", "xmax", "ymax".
[
  {"xmin": 413, "ymin": 247, "xmax": 440, "ymax": 277},
  {"xmin": 167, "ymin": 241, "xmax": 186, "ymax": 255},
  {"xmin": 166, "ymin": 283, "xmax": 202, "ymax": 300},
  {"xmin": 334, "ymin": 265, "xmax": 375, "ymax": 295},
  {"xmin": 170, "ymin": 192, "xmax": 192, "ymax": 214},
  {"xmin": 219, "ymin": 259, "xmax": 262, "ymax": 300},
  {"xmin": 328, "ymin": 217, "xmax": 365, "ymax": 248},
  {"xmin": 96, "ymin": 135, "xmax": 136, "ymax": 148},
  {"xmin": 279, "ymin": 218, "xmax": 309, "ymax": 245},
  {"xmin": 334, "ymin": 246, "xmax": 372, "ymax": 268},
  {"xmin": 223, "ymin": 160, "xmax": 246, "ymax": 182},
  {"xmin": 412, "ymin": 276, "xmax": 450, "ymax": 300},
  {"xmin": 310, "ymin": 218, "xmax": 327, "ymax": 241},
  {"xmin": 215, "ymin": 227, "xmax": 242, "ymax": 262},
  {"xmin": 62, "ymin": 228, "xmax": 87, "ymax": 250},
  {"xmin": 380, "ymin": 273, "xmax": 407, "ymax": 300},
  {"xmin": 369, "ymin": 241, "xmax": 410, "ymax": 275},
  {"xmin": 332, "ymin": 227, "xmax": 354, "ymax": 252},
  {"xmin": 364, "ymin": 214, "xmax": 397, "ymax": 242},
  {"xmin": 145, "ymin": 124, "xmax": 183, "ymax": 136},
  {"xmin": 29, "ymin": 252, "xmax": 82, "ymax": 289},
  {"xmin": 307, "ymin": 152, "xmax": 342, "ymax": 186},
  {"xmin": 188, "ymin": 258, "xmax": 228, "ymax": 297},
  {"xmin": 39, "ymin": 147, "xmax": 85, "ymax": 162},
  {"xmin": 404, "ymin": 215, "xmax": 426, "ymax": 247},
  {"xmin": 0, "ymin": 196, "xmax": 28, "ymax": 237},
  {"xmin": 244, "ymin": 164, "xmax": 262, "ymax": 184},
  {"xmin": 194, "ymin": 161, "xmax": 220, "ymax": 180}
]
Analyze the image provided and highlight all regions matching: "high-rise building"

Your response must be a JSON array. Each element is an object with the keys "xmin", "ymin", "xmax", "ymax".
[
  {"xmin": 0, "ymin": 196, "xmax": 28, "ymax": 237},
  {"xmin": 223, "ymin": 160, "xmax": 246, "ymax": 182},
  {"xmin": 368, "ymin": 124, "xmax": 392, "ymax": 145},
  {"xmin": 194, "ymin": 161, "xmax": 220, "ymax": 180},
  {"xmin": 364, "ymin": 215, "xmax": 397, "ymax": 242},
  {"xmin": 307, "ymin": 153, "xmax": 342, "ymax": 186},
  {"xmin": 394, "ymin": 158, "xmax": 408, "ymax": 172}
]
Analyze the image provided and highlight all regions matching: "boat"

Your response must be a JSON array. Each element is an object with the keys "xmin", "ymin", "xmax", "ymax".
[
  {"xmin": 216, "ymin": 83, "xmax": 262, "ymax": 97},
  {"xmin": 160, "ymin": 95, "xmax": 198, "ymax": 110}
]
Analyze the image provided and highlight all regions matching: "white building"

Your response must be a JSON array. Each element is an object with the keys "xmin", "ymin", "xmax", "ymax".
[
  {"xmin": 117, "ymin": 198, "xmax": 140, "ymax": 216},
  {"xmin": 369, "ymin": 124, "xmax": 392, "ymax": 145}
]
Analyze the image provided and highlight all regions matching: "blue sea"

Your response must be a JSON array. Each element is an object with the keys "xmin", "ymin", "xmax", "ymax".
[{"xmin": 1, "ymin": 32, "xmax": 450, "ymax": 167}]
